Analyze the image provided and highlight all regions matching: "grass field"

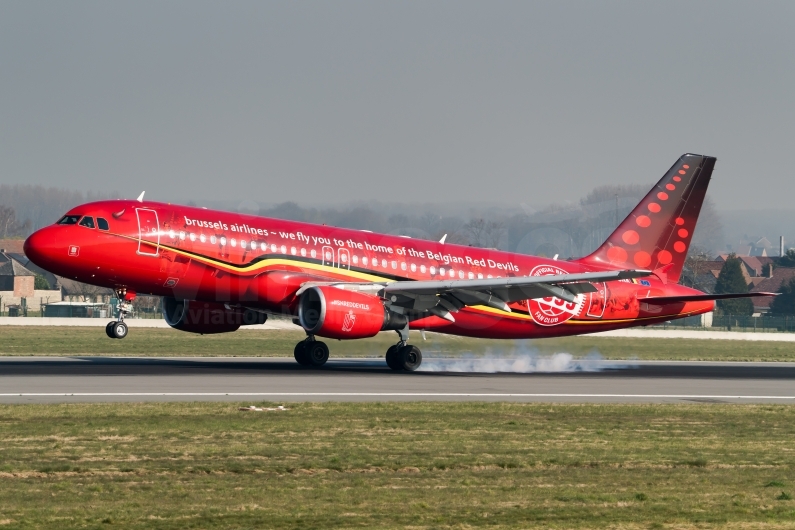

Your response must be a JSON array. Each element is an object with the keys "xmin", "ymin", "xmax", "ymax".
[
  {"xmin": 0, "ymin": 402, "xmax": 793, "ymax": 528},
  {"xmin": 1, "ymin": 325, "xmax": 794, "ymax": 361}
]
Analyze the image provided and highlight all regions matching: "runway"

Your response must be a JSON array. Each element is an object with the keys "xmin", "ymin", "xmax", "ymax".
[{"xmin": 1, "ymin": 356, "xmax": 794, "ymax": 403}]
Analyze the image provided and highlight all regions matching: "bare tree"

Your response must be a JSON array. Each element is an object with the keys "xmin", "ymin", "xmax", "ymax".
[
  {"xmin": 682, "ymin": 245, "xmax": 716, "ymax": 292},
  {"xmin": 690, "ymin": 197, "xmax": 724, "ymax": 254},
  {"xmin": 463, "ymin": 218, "xmax": 506, "ymax": 249},
  {"xmin": 0, "ymin": 205, "xmax": 30, "ymax": 238},
  {"xmin": 59, "ymin": 278, "xmax": 113, "ymax": 302},
  {"xmin": 0, "ymin": 184, "xmax": 118, "ymax": 234}
]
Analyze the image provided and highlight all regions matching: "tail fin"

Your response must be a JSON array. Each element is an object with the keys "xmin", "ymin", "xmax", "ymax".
[{"xmin": 581, "ymin": 153, "xmax": 716, "ymax": 283}]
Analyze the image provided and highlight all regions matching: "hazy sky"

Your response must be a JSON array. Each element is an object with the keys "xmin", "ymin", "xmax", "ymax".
[{"xmin": 1, "ymin": 1, "xmax": 794, "ymax": 210}]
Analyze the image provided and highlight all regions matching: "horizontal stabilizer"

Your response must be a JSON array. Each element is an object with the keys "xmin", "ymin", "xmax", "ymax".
[{"xmin": 639, "ymin": 292, "xmax": 778, "ymax": 304}]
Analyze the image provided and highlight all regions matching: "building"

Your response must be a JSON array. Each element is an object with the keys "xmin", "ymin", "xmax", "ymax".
[
  {"xmin": 56, "ymin": 277, "xmax": 114, "ymax": 303},
  {"xmin": 681, "ymin": 259, "xmax": 725, "ymax": 293},
  {"xmin": 0, "ymin": 257, "xmax": 34, "ymax": 294},
  {"xmin": 717, "ymin": 254, "xmax": 776, "ymax": 285},
  {"xmin": 0, "ymin": 251, "xmax": 62, "ymax": 313},
  {"xmin": 750, "ymin": 267, "xmax": 795, "ymax": 314}
]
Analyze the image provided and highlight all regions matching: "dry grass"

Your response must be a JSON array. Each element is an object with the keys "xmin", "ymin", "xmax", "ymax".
[{"xmin": 0, "ymin": 402, "xmax": 794, "ymax": 528}]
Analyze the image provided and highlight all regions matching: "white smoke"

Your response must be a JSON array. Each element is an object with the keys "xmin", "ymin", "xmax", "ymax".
[{"xmin": 417, "ymin": 347, "xmax": 637, "ymax": 373}]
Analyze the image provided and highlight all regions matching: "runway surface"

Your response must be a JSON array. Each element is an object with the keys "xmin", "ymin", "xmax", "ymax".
[{"xmin": 1, "ymin": 356, "xmax": 794, "ymax": 403}]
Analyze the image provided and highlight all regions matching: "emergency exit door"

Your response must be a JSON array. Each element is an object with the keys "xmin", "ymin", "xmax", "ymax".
[{"xmin": 136, "ymin": 208, "xmax": 160, "ymax": 256}]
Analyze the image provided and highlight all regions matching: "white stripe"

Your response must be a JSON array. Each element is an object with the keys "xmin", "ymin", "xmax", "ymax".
[{"xmin": 0, "ymin": 393, "xmax": 794, "ymax": 399}]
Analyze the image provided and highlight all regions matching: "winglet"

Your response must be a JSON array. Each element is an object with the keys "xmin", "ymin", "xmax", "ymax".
[
  {"xmin": 136, "ymin": 191, "xmax": 145, "ymax": 203},
  {"xmin": 439, "ymin": 234, "xmax": 447, "ymax": 244}
]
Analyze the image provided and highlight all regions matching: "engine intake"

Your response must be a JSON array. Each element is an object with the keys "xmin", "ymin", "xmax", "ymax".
[
  {"xmin": 298, "ymin": 286, "xmax": 407, "ymax": 340},
  {"xmin": 162, "ymin": 297, "xmax": 267, "ymax": 334}
]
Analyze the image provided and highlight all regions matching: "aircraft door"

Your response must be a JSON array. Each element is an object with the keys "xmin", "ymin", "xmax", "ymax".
[
  {"xmin": 136, "ymin": 208, "xmax": 160, "ymax": 257},
  {"xmin": 321, "ymin": 246, "xmax": 335, "ymax": 267}
]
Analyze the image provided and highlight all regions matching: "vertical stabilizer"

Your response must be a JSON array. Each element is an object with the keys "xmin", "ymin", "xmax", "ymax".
[{"xmin": 580, "ymin": 154, "xmax": 716, "ymax": 283}]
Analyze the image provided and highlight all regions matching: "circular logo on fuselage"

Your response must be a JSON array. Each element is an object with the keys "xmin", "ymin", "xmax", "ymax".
[{"xmin": 528, "ymin": 265, "xmax": 585, "ymax": 326}]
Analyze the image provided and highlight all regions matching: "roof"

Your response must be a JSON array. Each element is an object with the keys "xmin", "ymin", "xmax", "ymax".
[
  {"xmin": 750, "ymin": 267, "xmax": 795, "ymax": 309},
  {"xmin": 685, "ymin": 260, "xmax": 722, "ymax": 270},
  {"xmin": 0, "ymin": 239, "xmax": 25, "ymax": 255},
  {"xmin": 716, "ymin": 255, "xmax": 776, "ymax": 278},
  {"xmin": 0, "ymin": 258, "xmax": 35, "ymax": 277},
  {"xmin": 56, "ymin": 276, "xmax": 114, "ymax": 296},
  {"xmin": 749, "ymin": 277, "xmax": 768, "ymax": 288}
]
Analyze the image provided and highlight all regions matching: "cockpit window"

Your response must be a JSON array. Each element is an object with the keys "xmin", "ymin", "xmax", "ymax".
[
  {"xmin": 78, "ymin": 216, "xmax": 95, "ymax": 229},
  {"xmin": 57, "ymin": 215, "xmax": 81, "ymax": 225},
  {"xmin": 97, "ymin": 217, "xmax": 109, "ymax": 231}
]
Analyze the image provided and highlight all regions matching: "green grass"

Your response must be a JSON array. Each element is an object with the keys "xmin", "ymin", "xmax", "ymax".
[
  {"xmin": 1, "ymin": 325, "xmax": 794, "ymax": 361},
  {"xmin": 0, "ymin": 402, "xmax": 794, "ymax": 528}
]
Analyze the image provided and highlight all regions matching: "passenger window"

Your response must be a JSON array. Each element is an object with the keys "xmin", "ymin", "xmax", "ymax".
[
  {"xmin": 57, "ymin": 215, "xmax": 80, "ymax": 225},
  {"xmin": 79, "ymin": 216, "xmax": 95, "ymax": 229},
  {"xmin": 97, "ymin": 218, "xmax": 109, "ymax": 231}
]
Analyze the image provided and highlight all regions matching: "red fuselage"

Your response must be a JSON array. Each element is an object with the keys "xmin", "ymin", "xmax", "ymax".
[{"xmin": 24, "ymin": 200, "xmax": 713, "ymax": 339}]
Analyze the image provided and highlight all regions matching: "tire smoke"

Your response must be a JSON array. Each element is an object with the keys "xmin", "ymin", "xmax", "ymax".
[{"xmin": 417, "ymin": 347, "xmax": 637, "ymax": 373}]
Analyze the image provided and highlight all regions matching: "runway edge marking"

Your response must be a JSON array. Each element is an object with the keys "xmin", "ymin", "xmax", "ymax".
[{"xmin": 2, "ymin": 393, "xmax": 795, "ymax": 399}]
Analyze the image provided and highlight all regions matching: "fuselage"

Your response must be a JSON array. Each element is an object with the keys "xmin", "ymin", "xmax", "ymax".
[{"xmin": 24, "ymin": 199, "xmax": 714, "ymax": 339}]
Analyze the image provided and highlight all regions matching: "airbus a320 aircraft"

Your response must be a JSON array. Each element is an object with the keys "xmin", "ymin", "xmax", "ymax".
[{"xmin": 24, "ymin": 154, "xmax": 773, "ymax": 371}]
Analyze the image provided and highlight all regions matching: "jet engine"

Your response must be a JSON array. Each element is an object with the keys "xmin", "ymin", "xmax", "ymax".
[
  {"xmin": 162, "ymin": 297, "xmax": 267, "ymax": 334},
  {"xmin": 298, "ymin": 285, "xmax": 407, "ymax": 340}
]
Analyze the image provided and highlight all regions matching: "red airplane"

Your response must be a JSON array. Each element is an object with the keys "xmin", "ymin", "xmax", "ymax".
[{"xmin": 24, "ymin": 154, "xmax": 773, "ymax": 371}]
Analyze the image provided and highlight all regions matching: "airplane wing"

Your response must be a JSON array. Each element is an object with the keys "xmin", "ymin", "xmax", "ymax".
[
  {"xmin": 299, "ymin": 269, "xmax": 652, "ymax": 322},
  {"xmin": 639, "ymin": 292, "xmax": 778, "ymax": 304}
]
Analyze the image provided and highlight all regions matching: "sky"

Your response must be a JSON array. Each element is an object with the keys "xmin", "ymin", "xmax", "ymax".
[{"xmin": 1, "ymin": 1, "xmax": 794, "ymax": 210}]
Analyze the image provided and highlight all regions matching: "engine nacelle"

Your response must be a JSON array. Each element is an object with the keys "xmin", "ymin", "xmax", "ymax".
[
  {"xmin": 298, "ymin": 285, "xmax": 407, "ymax": 340},
  {"xmin": 162, "ymin": 297, "xmax": 267, "ymax": 334}
]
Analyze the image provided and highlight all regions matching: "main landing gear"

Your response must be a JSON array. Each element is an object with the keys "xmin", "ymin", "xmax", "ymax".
[
  {"xmin": 385, "ymin": 324, "xmax": 422, "ymax": 372},
  {"xmin": 106, "ymin": 288, "xmax": 134, "ymax": 340},
  {"xmin": 385, "ymin": 343, "xmax": 422, "ymax": 372},
  {"xmin": 291, "ymin": 327, "xmax": 423, "ymax": 372},
  {"xmin": 294, "ymin": 336, "xmax": 330, "ymax": 367}
]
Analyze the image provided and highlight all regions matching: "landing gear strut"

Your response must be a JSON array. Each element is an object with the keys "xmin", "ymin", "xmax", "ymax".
[
  {"xmin": 106, "ymin": 288, "xmax": 134, "ymax": 339},
  {"xmin": 294, "ymin": 336, "xmax": 329, "ymax": 367}
]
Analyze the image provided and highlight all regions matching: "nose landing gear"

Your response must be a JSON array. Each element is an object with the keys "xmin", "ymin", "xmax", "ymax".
[
  {"xmin": 105, "ymin": 320, "xmax": 128, "ymax": 339},
  {"xmin": 106, "ymin": 288, "xmax": 134, "ymax": 339}
]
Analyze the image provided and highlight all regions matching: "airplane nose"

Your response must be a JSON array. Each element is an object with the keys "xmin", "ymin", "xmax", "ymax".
[{"xmin": 24, "ymin": 227, "xmax": 60, "ymax": 268}]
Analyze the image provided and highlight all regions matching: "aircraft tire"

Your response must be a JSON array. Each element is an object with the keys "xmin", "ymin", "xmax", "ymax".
[
  {"xmin": 111, "ymin": 321, "xmax": 128, "ymax": 340},
  {"xmin": 294, "ymin": 342, "xmax": 311, "ymax": 366},
  {"xmin": 306, "ymin": 341, "xmax": 329, "ymax": 367},
  {"xmin": 385, "ymin": 345, "xmax": 401, "ymax": 370},
  {"xmin": 397, "ymin": 345, "xmax": 422, "ymax": 372},
  {"xmin": 105, "ymin": 321, "xmax": 117, "ymax": 339}
]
